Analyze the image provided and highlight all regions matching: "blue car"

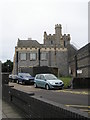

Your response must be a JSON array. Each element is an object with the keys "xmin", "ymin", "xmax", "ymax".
[
  {"xmin": 17, "ymin": 73, "xmax": 34, "ymax": 85},
  {"xmin": 34, "ymin": 74, "xmax": 64, "ymax": 90}
]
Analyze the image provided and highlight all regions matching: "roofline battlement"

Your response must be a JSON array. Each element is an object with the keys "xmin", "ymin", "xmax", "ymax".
[{"xmin": 55, "ymin": 24, "xmax": 62, "ymax": 29}]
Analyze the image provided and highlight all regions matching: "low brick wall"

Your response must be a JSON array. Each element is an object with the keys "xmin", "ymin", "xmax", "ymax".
[
  {"xmin": 2, "ymin": 85, "xmax": 88, "ymax": 119},
  {"xmin": 2, "ymin": 73, "xmax": 9, "ymax": 85},
  {"xmin": 72, "ymin": 77, "xmax": 90, "ymax": 89}
]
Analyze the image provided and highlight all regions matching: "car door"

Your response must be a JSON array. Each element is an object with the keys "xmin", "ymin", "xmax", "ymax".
[
  {"xmin": 18, "ymin": 74, "xmax": 23, "ymax": 82},
  {"xmin": 35, "ymin": 75, "xmax": 41, "ymax": 87},
  {"xmin": 39, "ymin": 75, "xmax": 46, "ymax": 88}
]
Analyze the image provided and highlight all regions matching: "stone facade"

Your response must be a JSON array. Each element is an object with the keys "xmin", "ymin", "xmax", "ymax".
[
  {"xmin": 13, "ymin": 24, "xmax": 77, "ymax": 76},
  {"xmin": 69, "ymin": 43, "xmax": 90, "ymax": 77},
  {"xmin": 44, "ymin": 24, "xmax": 70, "ymax": 47},
  {"xmin": 89, "ymin": 2, "xmax": 90, "ymax": 44},
  {"xmin": 0, "ymin": 61, "xmax": 1, "ymax": 81}
]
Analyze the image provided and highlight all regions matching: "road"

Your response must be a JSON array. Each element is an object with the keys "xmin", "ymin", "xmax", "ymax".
[{"xmin": 9, "ymin": 82, "xmax": 89, "ymax": 115}]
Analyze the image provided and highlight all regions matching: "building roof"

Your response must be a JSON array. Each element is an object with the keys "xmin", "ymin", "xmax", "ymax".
[
  {"xmin": 16, "ymin": 39, "xmax": 74, "ymax": 49},
  {"xmin": 16, "ymin": 39, "xmax": 61, "ymax": 48},
  {"xmin": 17, "ymin": 39, "xmax": 40, "ymax": 48}
]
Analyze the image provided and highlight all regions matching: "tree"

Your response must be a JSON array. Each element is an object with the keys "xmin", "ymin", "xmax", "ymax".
[{"xmin": 2, "ymin": 60, "xmax": 13, "ymax": 73}]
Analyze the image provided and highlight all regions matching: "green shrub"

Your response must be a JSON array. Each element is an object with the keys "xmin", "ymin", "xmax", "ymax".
[{"xmin": 59, "ymin": 77, "xmax": 72, "ymax": 88}]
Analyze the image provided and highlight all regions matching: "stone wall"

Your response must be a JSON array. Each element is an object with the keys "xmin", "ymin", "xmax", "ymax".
[
  {"xmin": 0, "ymin": 61, "xmax": 1, "ymax": 81},
  {"xmin": 44, "ymin": 24, "xmax": 70, "ymax": 47},
  {"xmin": 13, "ymin": 47, "xmax": 69, "ymax": 76},
  {"xmin": 12, "ymin": 24, "xmax": 73, "ymax": 76},
  {"xmin": 77, "ymin": 43, "xmax": 90, "ymax": 77},
  {"xmin": 87, "ymin": 1, "xmax": 90, "ymax": 77},
  {"xmin": 0, "ymin": 61, "xmax": 2, "ymax": 120},
  {"xmin": 0, "ymin": 61, "xmax": 2, "ymax": 96},
  {"xmin": 2, "ymin": 84, "xmax": 88, "ymax": 119},
  {"xmin": 69, "ymin": 43, "xmax": 90, "ymax": 77}
]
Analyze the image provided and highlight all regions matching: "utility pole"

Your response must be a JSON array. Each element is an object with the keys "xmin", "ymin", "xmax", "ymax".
[
  {"xmin": 75, "ymin": 55, "xmax": 77, "ymax": 77},
  {"xmin": 38, "ymin": 48, "xmax": 40, "ymax": 66},
  {"xmin": 16, "ymin": 51, "xmax": 18, "ymax": 75},
  {"xmin": 54, "ymin": 44, "xmax": 57, "ymax": 67}
]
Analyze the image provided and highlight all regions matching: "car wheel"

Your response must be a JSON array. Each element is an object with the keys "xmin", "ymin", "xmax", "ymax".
[
  {"xmin": 12, "ymin": 79, "xmax": 14, "ymax": 83},
  {"xmin": 9, "ymin": 79, "xmax": 12, "ymax": 82},
  {"xmin": 34, "ymin": 83, "xmax": 37, "ymax": 88},
  {"xmin": 21, "ymin": 81, "xmax": 25, "ymax": 85},
  {"xmin": 45, "ymin": 84, "xmax": 50, "ymax": 90},
  {"xmin": 17, "ymin": 80, "xmax": 19, "ymax": 84}
]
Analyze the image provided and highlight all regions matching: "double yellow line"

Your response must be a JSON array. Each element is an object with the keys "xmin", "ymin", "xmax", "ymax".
[
  {"xmin": 55, "ymin": 90, "xmax": 89, "ymax": 95},
  {"xmin": 65, "ymin": 104, "xmax": 90, "ymax": 108},
  {"xmin": 65, "ymin": 104, "xmax": 90, "ymax": 113}
]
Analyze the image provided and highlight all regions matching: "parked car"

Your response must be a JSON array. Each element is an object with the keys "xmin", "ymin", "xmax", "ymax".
[
  {"xmin": 9, "ymin": 74, "xmax": 13, "ymax": 82},
  {"xmin": 9, "ymin": 74, "xmax": 12, "ymax": 79},
  {"xmin": 12, "ymin": 75, "xmax": 18, "ymax": 83},
  {"xmin": 34, "ymin": 74, "xmax": 64, "ymax": 90},
  {"xmin": 9, "ymin": 74, "xmax": 18, "ymax": 83},
  {"xmin": 17, "ymin": 73, "xmax": 34, "ymax": 85}
]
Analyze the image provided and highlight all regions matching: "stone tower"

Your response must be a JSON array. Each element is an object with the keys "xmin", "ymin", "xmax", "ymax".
[
  {"xmin": 55, "ymin": 24, "xmax": 62, "ymax": 45},
  {"xmin": 43, "ymin": 24, "xmax": 70, "ymax": 47}
]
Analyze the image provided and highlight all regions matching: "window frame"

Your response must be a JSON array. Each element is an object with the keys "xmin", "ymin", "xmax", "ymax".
[
  {"xmin": 20, "ymin": 53, "xmax": 27, "ymax": 61},
  {"xmin": 41, "ymin": 52, "xmax": 47, "ymax": 61},
  {"xmin": 30, "ymin": 53, "xmax": 37, "ymax": 61}
]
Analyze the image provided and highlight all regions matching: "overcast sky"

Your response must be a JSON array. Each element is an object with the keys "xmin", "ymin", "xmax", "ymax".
[{"xmin": 0, "ymin": 0, "xmax": 89, "ymax": 62}]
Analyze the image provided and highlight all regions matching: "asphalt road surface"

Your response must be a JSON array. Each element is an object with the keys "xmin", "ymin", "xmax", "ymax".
[{"xmin": 9, "ymin": 82, "xmax": 89, "ymax": 115}]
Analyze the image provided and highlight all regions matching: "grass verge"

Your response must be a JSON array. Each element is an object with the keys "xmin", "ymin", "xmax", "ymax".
[{"xmin": 59, "ymin": 76, "xmax": 72, "ymax": 88}]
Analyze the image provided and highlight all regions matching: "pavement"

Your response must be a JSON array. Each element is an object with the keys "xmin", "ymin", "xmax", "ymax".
[{"xmin": 2, "ymin": 100, "xmax": 26, "ymax": 119}]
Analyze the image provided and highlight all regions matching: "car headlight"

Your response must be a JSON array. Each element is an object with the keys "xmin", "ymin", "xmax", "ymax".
[
  {"xmin": 24, "ymin": 78, "xmax": 29, "ymax": 80},
  {"xmin": 49, "ymin": 82, "xmax": 55, "ymax": 85}
]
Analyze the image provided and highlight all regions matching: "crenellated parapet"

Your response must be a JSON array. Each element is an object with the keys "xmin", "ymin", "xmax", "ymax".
[
  {"xmin": 62, "ymin": 34, "xmax": 70, "ymax": 47},
  {"xmin": 44, "ymin": 24, "xmax": 71, "ymax": 47},
  {"xmin": 63, "ymin": 34, "xmax": 70, "ymax": 41},
  {"xmin": 44, "ymin": 31, "xmax": 56, "ymax": 45},
  {"xmin": 55, "ymin": 24, "xmax": 62, "ymax": 29}
]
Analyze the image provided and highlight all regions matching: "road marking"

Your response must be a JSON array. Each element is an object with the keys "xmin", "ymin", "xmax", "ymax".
[
  {"xmin": 9, "ymin": 83, "xmax": 89, "ymax": 95},
  {"xmin": 79, "ymin": 109, "xmax": 90, "ymax": 113},
  {"xmin": 65, "ymin": 105, "xmax": 90, "ymax": 108},
  {"xmin": 55, "ymin": 90, "xmax": 88, "ymax": 95},
  {"xmin": 65, "ymin": 104, "xmax": 90, "ymax": 113},
  {"xmin": 79, "ymin": 109, "xmax": 90, "ymax": 112}
]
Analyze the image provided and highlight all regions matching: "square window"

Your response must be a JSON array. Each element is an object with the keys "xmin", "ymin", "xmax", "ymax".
[
  {"xmin": 41, "ymin": 52, "xmax": 47, "ymax": 60},
  {"xmin": 20, "ymin": 53, "xmax": 26, "ymax": 60},
  {"xmin": 30, "ymin": 53, "xmax": 37, "ymax": 60}
]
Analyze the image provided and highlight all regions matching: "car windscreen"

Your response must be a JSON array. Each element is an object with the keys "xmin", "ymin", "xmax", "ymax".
[
  {"xmin": 19, "ymin": 73, "xmax": 31, "ymax": 77},
  {"xmin": 45, "ymin": 74, "xmax": 57, "ymax": 80}
]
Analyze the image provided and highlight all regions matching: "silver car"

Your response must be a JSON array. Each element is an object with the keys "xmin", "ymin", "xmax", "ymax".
[
  {"xmin": 34, "ymin": 74, "xmax": 64, "ymax": 90},
  {"xmin": 9, "ymin": 74, "xmax": 18, "ymax": 83}
]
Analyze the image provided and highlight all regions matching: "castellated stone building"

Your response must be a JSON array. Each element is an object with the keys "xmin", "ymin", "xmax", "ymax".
[{"xmin": 13, "ymin": 24, "xmax": 77, "ymax": 76}]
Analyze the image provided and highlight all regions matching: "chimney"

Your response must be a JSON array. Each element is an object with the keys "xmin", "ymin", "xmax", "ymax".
[{"xmin": 28, "ymin": 38, "xmax": 32, "ymax": 40}]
